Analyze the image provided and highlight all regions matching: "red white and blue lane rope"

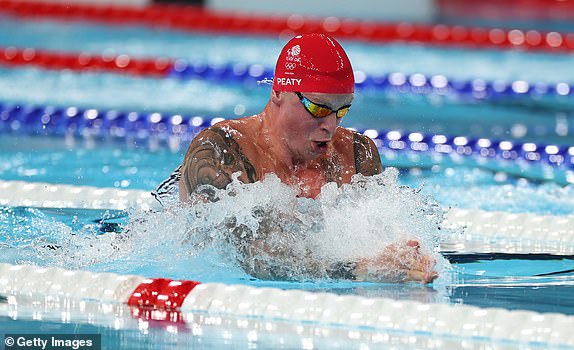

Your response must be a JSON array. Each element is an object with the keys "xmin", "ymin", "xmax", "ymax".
[
  {"xmin": 1, "ymin": 0, "xmax": 574, "ymax": 53},
  {"xmin": 1, "ymin": 46, "xmax": 572, "ymax": 101},
  {"xmin": 1, "ymin": 262, "xmax": 574, "ymax": 347}
]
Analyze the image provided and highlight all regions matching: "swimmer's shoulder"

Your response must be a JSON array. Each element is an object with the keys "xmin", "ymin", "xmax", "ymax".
[
  {"xmin": 180, "ymin": 117, "xmax": 259, "ymax": 196},
  {"xmin": 200, "ymin": 115, "xmax": 261, "ymax": 143},
  {"xmin": 333, "ymin": 127, "xmax": 382, "ymax": 175},
  {"xmin": 332, "ymin": 127, "xmax": 372, "ymax": 151},
  {"xmin": 187, "ymin": 115, "xmax": 267, "ymax": 162},
  {"xmin": 186, "ymin": 116, "xmax": 253, "ymax": 148}
]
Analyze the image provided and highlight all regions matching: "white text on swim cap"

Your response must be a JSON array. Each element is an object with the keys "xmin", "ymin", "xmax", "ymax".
[{"xmin": 275, "ymin": 78, "xmax": 302, "ymax": 86}]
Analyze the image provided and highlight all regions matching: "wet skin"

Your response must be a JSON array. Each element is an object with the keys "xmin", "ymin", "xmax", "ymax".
[{"xmin": 179, "ymin": 90, "xmax": 381, "ymax": 199}]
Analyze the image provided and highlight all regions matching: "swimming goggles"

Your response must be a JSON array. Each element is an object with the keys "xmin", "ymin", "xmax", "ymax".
[{"xmin": 295, "ymin": 92, "xmax": 351, "ymax": 119}]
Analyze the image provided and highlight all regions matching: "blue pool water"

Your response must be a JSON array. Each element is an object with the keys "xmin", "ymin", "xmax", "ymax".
[
  {"xmin": 1, "ymin": 13, "xmax": 574, "ymax": 349},
  {"xmin": 1, "ymin": 16, "xmax": 574, "ymax": 145}
]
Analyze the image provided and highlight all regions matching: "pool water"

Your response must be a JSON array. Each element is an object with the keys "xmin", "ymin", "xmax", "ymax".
[
  {"xmin": 1, "ymin": 12, "xmax": 574, "ymax": 349},
  {"xmin": 2, "ymin": 134, "xmax": 573, "ymax": 305},
  {"xmin": 1, "ymin": 16, "xmax": 574, "ymax": 145}
]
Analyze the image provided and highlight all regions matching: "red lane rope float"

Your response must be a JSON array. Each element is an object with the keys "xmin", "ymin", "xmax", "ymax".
[
  {"xmin": 437, "ymin": 0, "xmax": 574, "ymax": 21},
  {"xmin": 0, "ymin": 46, "xmax": 173, "ymax": 77},
  {"xmin": 127, "ymin": 278, "xmax": 201, "ymax": 310},
  {"xmin": 1, "ymin": 0, "xmax": 574, "ymax": 53}
]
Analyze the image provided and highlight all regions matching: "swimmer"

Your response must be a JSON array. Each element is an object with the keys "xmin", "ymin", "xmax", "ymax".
[{"xmin": 155, "ymin": 33, "xmax": 437, "ymax": 284}]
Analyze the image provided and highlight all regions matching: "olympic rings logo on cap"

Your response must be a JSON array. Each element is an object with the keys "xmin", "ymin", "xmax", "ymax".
[{"xmin": 285, "ymin": 62, "xmax": 296, "ymax": 70}]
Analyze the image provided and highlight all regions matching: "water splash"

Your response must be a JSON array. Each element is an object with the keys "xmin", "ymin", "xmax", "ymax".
[
  {"xmin": 127, "ymin": 168, "xmax": 453, "ymax": 283},
  {"xmin": 0, "ymin": 168, "xmax": 453, "ymax": 286}
]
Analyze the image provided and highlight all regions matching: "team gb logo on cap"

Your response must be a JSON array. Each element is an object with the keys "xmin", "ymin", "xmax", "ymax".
[
  {"xmin": 285, "ymin": 44, "xmax": 301, "ymax": 71},
  {"xmin": 286, "ymin": 45, "xmax": 301, "ymax": 62},
  {"xmin": 290, "ymin": 45, "xmax": 301, "ymax": 56},
  {"xmin": 276, "ymin": 44, "xmax": 303, "ymax": 86}
]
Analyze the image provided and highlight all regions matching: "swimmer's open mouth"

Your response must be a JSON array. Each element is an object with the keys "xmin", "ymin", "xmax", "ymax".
[
  {"xmin": 314, "ymin": 141, "xmax": 329, "ymax": 151},
  {"xmin": 310, "ymin": 140, "xmax": 331, "ymax": 154}
]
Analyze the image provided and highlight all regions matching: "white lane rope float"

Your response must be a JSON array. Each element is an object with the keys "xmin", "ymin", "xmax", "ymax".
[
  {"xmin": 0, "ymin": 180, "xmax": 158, "ymax": 211},
  {"xmin": 1, "ymin": 179, "xmax": 573, "ymax": 256},
  {"xmin": 0, "ymin": 263, "xmax": 573, "ymax": 348}
]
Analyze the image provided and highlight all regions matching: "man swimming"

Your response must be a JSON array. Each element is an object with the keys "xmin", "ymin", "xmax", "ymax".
[{"xmin": 155, "ymin": 33, "xmax": 438, "ymax": 283}]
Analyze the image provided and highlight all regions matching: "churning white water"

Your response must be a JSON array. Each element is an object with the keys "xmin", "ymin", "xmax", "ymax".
[
  {"xmin": 125, "ymin": 168, "xmax": 452, "ymax": 283},
  {"xmin": 1, "ymin": 168, "xmax": 453, "ymax": 286}
]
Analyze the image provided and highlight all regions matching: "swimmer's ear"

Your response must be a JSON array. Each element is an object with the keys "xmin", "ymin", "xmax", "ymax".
[{"xmin": 270, "ymin": 89, "xmax": 283, "ymax": 106}]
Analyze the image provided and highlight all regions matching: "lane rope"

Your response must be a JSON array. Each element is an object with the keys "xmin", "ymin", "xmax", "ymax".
[
  {"xmin": 1, "ymin": 0, "xmax": 574, "ymax": 53},
  {"xmin": 1, "ymin": 101, "xmax": 572, "ymax": 177},
  {"xmin": 0, "ymin": 180, "xmax": 158, "ymax": 210},
  {"xmin": 437, "ymin": 0, "xmax": 574, "ymax": 21},
  {"xmin": 1, "ymin": 262, "xmax": 573, "ymax": 347},
  {"xmin": 1, "ymin": 46, "xmax": 573, "ymax": 102}
]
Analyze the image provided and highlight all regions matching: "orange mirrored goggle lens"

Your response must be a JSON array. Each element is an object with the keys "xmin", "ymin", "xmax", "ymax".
[{"xmin": 295, "ymin": 92, "xmax": 351, "ymax": 119}]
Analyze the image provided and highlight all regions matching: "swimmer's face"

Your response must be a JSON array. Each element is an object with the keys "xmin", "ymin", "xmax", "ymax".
[{"xmin": 279, "ymin": 91, "xmax": 354, "ymax": 161}]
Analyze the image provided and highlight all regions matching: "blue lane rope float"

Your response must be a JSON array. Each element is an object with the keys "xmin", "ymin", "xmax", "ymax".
[
  {"xmin": 1, "ymin": 101, "xmax": 573, "ymax": 175},
  {"xmin": 169, "ymin": 59, "xmax": 574, "ymax": 101}
]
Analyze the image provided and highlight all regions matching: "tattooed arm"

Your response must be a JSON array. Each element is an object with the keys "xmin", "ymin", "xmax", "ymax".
[
  {"xmin": 179, "ymin": 126, "xmax": 257, "ymax": 201},
  {"xmin": 353, "ymin": 132, "xmax": 382, "ymax": 176}
]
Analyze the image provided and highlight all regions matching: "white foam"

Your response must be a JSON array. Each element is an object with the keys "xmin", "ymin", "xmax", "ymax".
[
  {"xmin": 139, "ymin": 168, "xmax": 453, "ymax": 283},
  {"xmin": 0, "ymin": 169, "xmax": 452, "ymax": 284}
]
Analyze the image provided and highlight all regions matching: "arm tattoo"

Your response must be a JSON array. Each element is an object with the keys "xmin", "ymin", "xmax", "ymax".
[
  {"xmin": 181, "ymin": 127, "xmax": 256, "ymax": 198},
  {"xmin": 353, "ymin": 133, "xmax": 383, "ymax": 176}
]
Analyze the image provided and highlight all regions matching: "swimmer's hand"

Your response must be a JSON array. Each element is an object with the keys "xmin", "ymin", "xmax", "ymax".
[{"xmin": 353, "ymin": 240, "xmax": 438, "ymax": 284}]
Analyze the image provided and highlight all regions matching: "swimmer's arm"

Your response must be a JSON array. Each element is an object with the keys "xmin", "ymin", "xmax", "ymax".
[
  {"xmin": 353, "ymin": 133, "xmax": 382, "ymax": 176},
  {"xmin": 350, "ymin": 241, "xmax": 438, "ymax": 284},
  {"xmin": 237, "ymin": 239, "xmax": 437, "ymax": 283},
  {"xmin": 243, "ymin": 254, "xmax": 436, "ymax": 284},
  {"xmin": 179, "ymin": 127, "xmax": 257, "ymax": 201}
]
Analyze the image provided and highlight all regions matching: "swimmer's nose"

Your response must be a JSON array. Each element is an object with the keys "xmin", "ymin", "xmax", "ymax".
[{"xmin": 318, "ymin": 114, "xmax": 338, "ymax": 136}]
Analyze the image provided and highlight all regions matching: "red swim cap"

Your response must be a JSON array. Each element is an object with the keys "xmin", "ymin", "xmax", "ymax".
[{"xmin": 272, "ymin": 33, "xmax": 354, "ymax": 94}]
